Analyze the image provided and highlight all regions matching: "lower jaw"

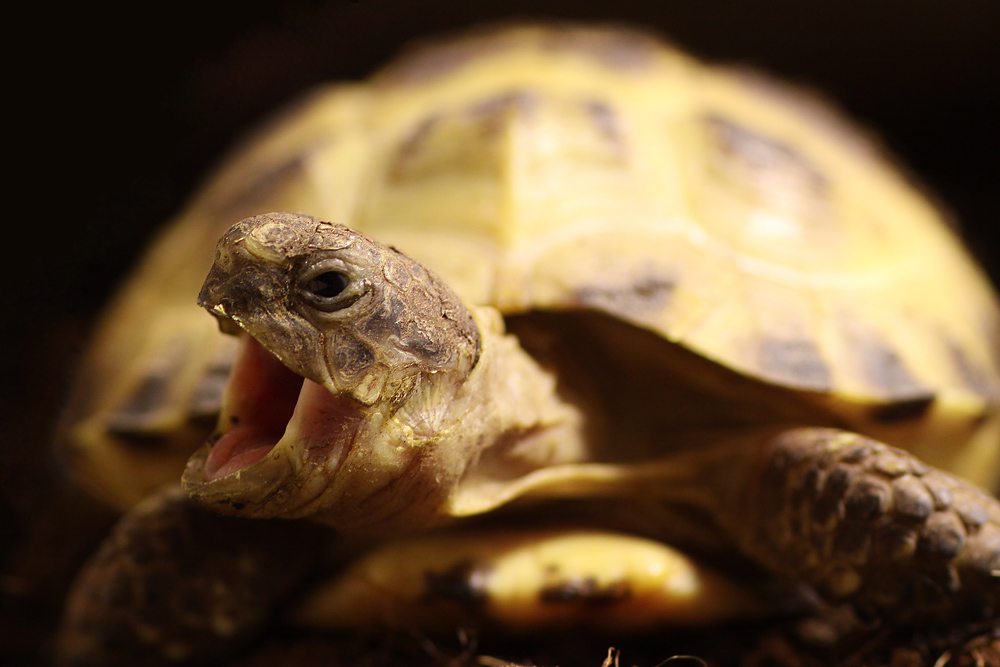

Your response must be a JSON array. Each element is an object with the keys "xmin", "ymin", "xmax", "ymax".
[
  {"xmin": 181, "ymin": 398, "xmax": 361, "ymax": 517},
  {"xmin": 202, "ymin": 426, "xmax": 279, "ymax": 480},
  {"xmin": 182, "ymin": 441, "xmax": 297, "ymax": 516},
  {"xmin": 181, "ymin": 333, "xmax": 365, "ymax": 513}
]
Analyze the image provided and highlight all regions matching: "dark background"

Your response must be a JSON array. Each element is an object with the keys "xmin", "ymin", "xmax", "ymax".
[{"xmin": 4, "ymin": 0, "xmax": 999, "ymax": 663}]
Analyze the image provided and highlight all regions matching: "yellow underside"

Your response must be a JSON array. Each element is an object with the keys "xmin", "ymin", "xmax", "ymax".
[{"xmin": 292, "ymin": 528, "xmax": 764, "ymax": 633}]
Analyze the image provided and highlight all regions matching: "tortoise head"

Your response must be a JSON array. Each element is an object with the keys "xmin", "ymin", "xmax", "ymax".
[{"xmin": 183, "ymin": 212, "xmax": 481, "ymax": 530}]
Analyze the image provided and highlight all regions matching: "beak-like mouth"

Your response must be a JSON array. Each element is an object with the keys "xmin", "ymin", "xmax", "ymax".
[{"xmin": 185, "ymin": 322, "xmax": 363, "ymax": 510}]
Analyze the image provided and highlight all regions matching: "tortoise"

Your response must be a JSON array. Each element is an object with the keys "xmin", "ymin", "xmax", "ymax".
[{"xmin": 56, "ymin": 23, "xmax": 1000, "ymax": 666}]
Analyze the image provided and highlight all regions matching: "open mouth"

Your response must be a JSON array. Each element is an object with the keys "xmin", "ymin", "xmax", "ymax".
[
  {"xmin": 200, "ymin": 333, "xmax": 360, "ymax": 483},
  {"xmin": 203, "ymin": 335, "xmax": 303, "ymax": 480}
]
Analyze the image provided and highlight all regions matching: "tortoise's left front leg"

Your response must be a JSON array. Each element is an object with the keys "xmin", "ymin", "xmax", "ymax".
[
  {"xmin": 715, "ymin": 428, "xmax": 1000, "ymax": 627},
  {"xmin": 56, "ymin": 486, "xmax": 330, "ymax": 667}
]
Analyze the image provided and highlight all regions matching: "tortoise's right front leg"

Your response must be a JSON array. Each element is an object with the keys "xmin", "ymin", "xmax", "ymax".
[
  {"xmin": 56, "ymin": 486, "xmax": 330, "ymax": 667},
  {"xmin": 715, "ymin": 427, "xmax": 1000, "ymax": 627}
]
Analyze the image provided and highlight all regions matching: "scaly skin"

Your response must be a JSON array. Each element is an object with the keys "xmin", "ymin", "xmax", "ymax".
[
  {"xmin": 720, "ymin": 428, "xmax": 1000, "ymax": 626},
  {"xmin": 56, "ymin": 487, "xmax": 329, "ymax": 667}
]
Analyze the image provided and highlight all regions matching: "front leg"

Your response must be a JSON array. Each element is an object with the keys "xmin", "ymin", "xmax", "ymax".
[
  {"xmin": 718, "ymin": 427, "xmax": 1000, "ymax": 626},
  {"xmin": 56, "ymin": 486, "xmax": 330, "ymax": 667}
]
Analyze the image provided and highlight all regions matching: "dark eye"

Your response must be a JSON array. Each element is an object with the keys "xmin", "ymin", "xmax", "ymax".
[
  {"xmin": 299, "ymin": 264, "xmax": 360, "ymax": 312},
  {"xmin": 306, "ymin": 271, "xmax": 349, "ymax": 299}
]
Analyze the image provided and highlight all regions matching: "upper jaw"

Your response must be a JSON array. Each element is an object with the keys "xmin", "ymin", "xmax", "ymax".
[{"xmin": 204, "ymin": 304, "xmax": 244, "ymax": 337}]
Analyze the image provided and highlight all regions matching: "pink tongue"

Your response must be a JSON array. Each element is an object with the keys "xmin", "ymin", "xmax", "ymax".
[{"xmin": 204, "ymin": 426, "xmax": 277, "ymax": 480}]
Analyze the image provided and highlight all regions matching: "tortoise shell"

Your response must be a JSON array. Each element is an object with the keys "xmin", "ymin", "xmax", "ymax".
[{"xmin": 61, "ymin": 24, "xmax": 1000, "ymax": 511}]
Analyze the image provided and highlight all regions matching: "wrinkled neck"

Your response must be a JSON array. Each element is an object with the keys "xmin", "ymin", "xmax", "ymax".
[{"xmin": 305, "ymin": 306, "xmax": 591, "ymax": 533}]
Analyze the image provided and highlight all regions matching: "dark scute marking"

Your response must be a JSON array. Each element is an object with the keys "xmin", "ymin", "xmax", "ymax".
[
  {"xmin": 188, "ymin": 362, "xmax": 232, "ymax": 418},
  {"xmin": 869, "ymin": 395, "xmax": 936, "ymax": 424},
  {"xmin": 390, "ymin": 90, "xmax": 539, "ymax": 182},
  {"xmin": 470, "ymin": 90, "xmax": 538, "ymax": 138},
  {"xmin": 949, "ymin": 339, "xmax": 1000, "ymax": 400},
  {"xmin": 585, "ymin": 99, "xmax": 624, "ymax": 153},
  {"xmin": 470, "ymin": 90, "xmax": 537, "ymax": 116},
  {"xmin": 757, "ymin": 338, "xmax": 832, "ymax": 391},
  {"xmin": 706, "ymin": 114, "xmax": 828, "ymax": 196},
  {"xmin": 855, "ymin": 335, "xmax": 928, "ymax": 398},
  {"xmin": 539, "ymin": 576, "xmax": 632, "ymax": 605},
  {"xmin": 576, "ymin": 276, "xmax": 676, "ymax": 320},
  {"xmin": 107, "ymin": 375, "xmax": 173, "ymax": 438},
  {"xmin": 388, "ymin": 95, "xmax": 520, "ymax": 183},
  {"xmin": 423, "ymin": 560, "xmax": 490, "ymax": 606},
  {"xmin": 394, "ymin": 113, "xmax": 441, "ymax": 165}
]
